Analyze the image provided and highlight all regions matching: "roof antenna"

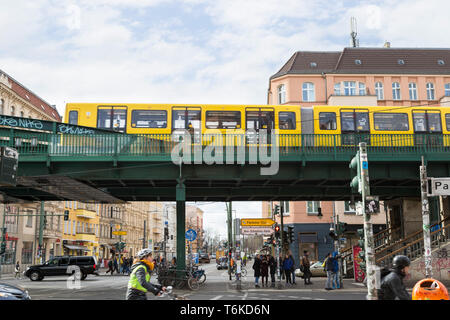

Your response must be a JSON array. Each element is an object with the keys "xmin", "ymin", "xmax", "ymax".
[{"xmin": 350, "ymin": 17, "xmax": 359, "ymax": 47}]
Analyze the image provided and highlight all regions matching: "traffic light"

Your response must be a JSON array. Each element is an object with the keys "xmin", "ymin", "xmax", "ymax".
[
  {"xmin": 64, "ymin": 210, "xmax": 69, "ymax": 221},
  {"xmin": 164, "ymin": 227, "xmax": 169, "ymax": 240},
  {"xmin": 336, "ymin": 222, "xmax": 348, "ymax": 236},
  {"xmin": 329, "ymin": 227, "xmax": 338, "ymax": 240},
  {"xmin": 349, "ymin": 152, "xmax": 361, "ymax": 194},
  {"xmin": 274, "ymin": 224, "xmax": 280, "ymax": 239},
  {"xmin": 287, "ymin": 226, "xmax": 294, "ymax": 243},
  {"xmin": 273, "ymin": 204, "xmax": 280, "ymax": 215}
]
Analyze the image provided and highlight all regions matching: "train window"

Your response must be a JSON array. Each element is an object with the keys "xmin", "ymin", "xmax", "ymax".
[
  {"xmin": 278, "ymin": 112, "xmax": 296, "ymax": 130},
  {"xmin": 413, "ymin": 112, "xmax": 442, "ymax": 133},
  {"xmin": 319, "ymin": 112, "xmax": 336, "ymax": 130},
  {"xmin": 131, "ymin": 110, "xmax": 167, "ymax": 128},
  {"xmin": 97, "ymin": 108, "xmax": 127, "ymax": 131},
  {"xmin": 68, "ymin": 110, "xmax": 78, "ymax": 125},
  {"xmin": 172, "ymin": 110, "xmax": 201, "ymax": 130},
  {"xmin": 446, "ymin": 114, "xmax": 450, "ymax": 131},
  {"xmin": 246, "ymin": 110, "xmax": 274, "ymax": 131},
  {"xmin": 341, "ymin": 111, "xmax": 369, "ymax": 132},
  {"xmin": 373, "ymin": 113, "xmax": 409, "ymax": 131},
  {"xmin": 205, "ymin": 111, "xmax": 241, "ymax": 129}
]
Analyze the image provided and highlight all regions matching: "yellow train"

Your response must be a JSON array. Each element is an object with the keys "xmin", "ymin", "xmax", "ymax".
[{"xmin": 64, "ymin": 103, "xmax": 450, "ymax": 146}]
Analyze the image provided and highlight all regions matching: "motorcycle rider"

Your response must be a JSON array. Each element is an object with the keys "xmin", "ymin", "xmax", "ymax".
[
  {"xmin": 379, "ymin": 255, "xmax": 411, "ymax": 300},
  {"xmin": 126, "ymin": 248, "xmax": 166, "ymax": 300}
]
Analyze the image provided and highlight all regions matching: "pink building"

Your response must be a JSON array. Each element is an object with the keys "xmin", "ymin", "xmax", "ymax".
[{"xmin": 264, "ymin": 47, "xmax": 450, "ymax": 265}]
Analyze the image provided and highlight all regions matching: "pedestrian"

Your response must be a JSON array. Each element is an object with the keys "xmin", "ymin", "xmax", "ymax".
[
  {"xmin": 332, "ymin": 251, "xmax": 340, "ymax": 289},
  {"xmin": 288, "ymin": 250, "xmax": 296, "ymax": 285},
  {"xmin": 324, "ymin": 253, "xmax": 335, "ymax": 290},
  {"xmin": 268, "ymin": 254, "xmax": 277, "ymax": 287},
  {"xmin": 171, "ymin": 257, "xmax": 177, "ymax": 268},
  {"xmin": 378, "ymin": 255, "xmax": 411, "ymax": 300},
  {"xmin": 126, "ymin": 248, "xmax": 166, "ymax": 300},
  {"xmin": 14, "ymin": 261, "xmax": 21, "ymax": 279},
  {"xmin": 301, "ymin": 250, "xmax": 312, "ymax": 285},
  {"xmin": 252, "ymin": 254, "xmax": 261, "ymax": 288},
  {"xmin": 282, "ymin": 253, "xmax": 293, "ymax": 286},
  {"xmin": 260, "ymin": 255, "xmax": 269, "ymax": 287},
  {"xmin": 243, "ymin": 254, "xmax": 247, "ymax": 267},
  {"xmin": 113, "ymin": 257, "xmax": 119, "ymax": 274},
  {"xmin": 106, "ymin": 259, "xmax": 115, "ymax": 275}
]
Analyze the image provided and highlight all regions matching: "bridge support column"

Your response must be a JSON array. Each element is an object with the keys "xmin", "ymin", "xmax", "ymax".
[{"xmin": 176, "ymin": 182, "xmax": 186, "ymax": 277}]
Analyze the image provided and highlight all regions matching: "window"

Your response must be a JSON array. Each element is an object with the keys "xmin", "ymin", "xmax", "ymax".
[
  {"xmin": 359, "ymin": 82, "xmax": 366, "ymax": 95},
  {"xmin": 97, "ymin": 107, "xmax": 127, "ymax": 131},
  {"xmin": 302, "ymin": 82, "xmax": 315, "ymax": 102},
  {"xmin": 374, "ymin": 113, "xmax": 409, "ymax": 131},
  {"xmin": 334, "ymin": 83, "xmax": 341, "ymax": 96},
  {"xmin": 343, "ymin": 81, "xmax": 356, "ymax": 96},
  {"xmin": 375, "ymin": 82, "xmax": 384, "ymax": 100},
  {"xmin": 341, "ymin": 111, "xmax": 370, "ymax": 132},
  {"xmin": 299, "ymin": 234, "xmax": 318, "ymax": 262},
  {"xmin": 246, "ymin": 110, "xmax": 274, "ymax": 130},
  {"xmin": 26, "ymin": 213, "xmax": 33, "ymax": 228},
  {"xmin": 344, "ymin": 201, "xmax": 355, "ymax": 213},
  {"xmin": 409, "ymin": 83, "xmax": 418, "ymax": 100},
  {"xmin": 392, "ymin": 82, "xmax": 401, "ymax": 100},
  {"xmin": 413, "ymin": 112, "xmax": 442, "ymax": 133},
  {"xmin": 172, "ymin": 109, "xmax": 201, "ymax": 130},
  {"xmin": 0, "ymin": 99, "xmax": 3, "ymax": 114},
  {"xmin": 205, "ymin": 111, "xmax": 241, "ymax": 129},
  {"xmin": 319, "ymin": 112, "xmax": 337, "ymax": 130},
  {"xmin": 310, "ymin": 62, "xmax": 317, "ymax": 68},
  {"xmin": 10, "ymin": 105, "xmax": 15, "ymax": 116},
  {"xmin": 20, "ymin": 111, "xmax": 24, "ymax": 118},
  {"xmin": 68, "ymin": 110, "xmax": 78, "ymax": 125},
  {"xmin": 398, "ymin": 59, "xmax": 405, "ymax": 65},
  {"xmin": 131, "ymin": 110, "xmax": 167, "ymax": 128},
  {"xmin": 426, "ymin": 83, "xmax": 435, "ymax": 100},
  {"xmin": 446, "ymin": 114, "xmax": 450, "ymax": 131},
  {"xmin": 438, "ymin": 59, "xmax": 445, "ymax": 65},
  {"xmin": 445, "ymin": 84, "xmax": 450, "ymax": 97},
  {"xmin": 278, "ymin": 112, "xmax": 296, "ymax": 130},
  {"xmin": 307, "ymin": 201, "xmax": 320, "ymax": 214},
  {"xmin": 277, "ymin": 84, "xmax": 286, "ymax": 104},
  {"xmin": 354, "ymin": 59, "xmax": 362, "ymax": 65}
]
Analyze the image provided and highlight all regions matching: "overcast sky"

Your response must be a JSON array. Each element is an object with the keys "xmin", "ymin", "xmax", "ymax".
[{"xmin": 1, "ymin": 0, "xmax": 449, "ymax": 237}]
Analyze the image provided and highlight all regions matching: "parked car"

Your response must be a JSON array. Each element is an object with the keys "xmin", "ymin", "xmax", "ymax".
[
  {"xmin": 0, "ymin": 283, "xmax": 31, "ymax": 300},
  {"xmin": 199, "ymin": 253, "xmax": 210, "ymax": 263},
  {"xmin": 216, "ymin": 257, "xmax": 228, "ymax": 270},
  {"xmin": 295, "ymin": 261, "xmax": 327, "ymax": 278},
  {"xmin": 24, "ymin": 256, "xmax": 99, "ymax": 281}
]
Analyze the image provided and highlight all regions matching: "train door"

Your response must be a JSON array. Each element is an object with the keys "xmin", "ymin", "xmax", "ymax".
[
  {"xmin": 340, "ymin": 108, "xmax": 370, "ymax": 146},
  {"xmin": 171, "ymin": 106, "xmax": 202, "ymax": 142},
  {"xmin": 245, "ymin": 107, "xmax": 274, "ymax": 144},
  {"xmin": 412, "ymin": 110, "xmax": 443, "ymax": 146},
  {"xmin": 97, "ymin": 106, "xmax": 128, "ymax": 132}
]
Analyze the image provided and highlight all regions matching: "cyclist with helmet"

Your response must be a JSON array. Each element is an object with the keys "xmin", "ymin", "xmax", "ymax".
[
  {"xmin": 126, "ymin": 248, "xmax": 166, "ymax": 300},
  {"xmin": 379, "ymin": 255, "xmax": 411, "ymax": 300}
]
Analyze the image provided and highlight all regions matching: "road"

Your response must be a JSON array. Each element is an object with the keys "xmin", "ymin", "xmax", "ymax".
[{"xmin": 0, "ymin": 261, "xmax": 369, "ymax": 300}]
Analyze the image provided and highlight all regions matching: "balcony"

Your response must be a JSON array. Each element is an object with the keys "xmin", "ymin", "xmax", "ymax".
[
  {"xmin": 75, "ymin": 209, "xmax": 97, "ymax": 219},
  {"xmin": 75, "ymin": 232, "xmax": 97, "ymax": 242}
]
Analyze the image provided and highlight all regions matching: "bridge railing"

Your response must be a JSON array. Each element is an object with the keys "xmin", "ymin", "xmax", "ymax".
[{"xmin": 0, "ymin": 131, "xmax": 448, "ymax": 158}]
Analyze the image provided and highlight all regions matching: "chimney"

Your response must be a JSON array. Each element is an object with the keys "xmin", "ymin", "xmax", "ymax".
[{"xmin": 384, "ymin": 41, "xmax": 391, "ymax": 48}]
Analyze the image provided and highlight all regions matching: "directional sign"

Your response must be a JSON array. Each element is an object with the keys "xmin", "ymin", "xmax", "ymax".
[
  {"xmin": 430, "ymin": 178, "xmax": 450, "ymax": 196},
  {"xmin": 185, "ymin": 229, "xmax": 197, "ymax": 242},
  {"xmin": 240, "ymin": 218, "xmax": 276, "ymax": 227},
  {"xmin": 241, "ymin": 227, "xmax": 274, "ymax": 235},
  {"xmin": 112, "ymin": 231, "xmax": 127, "ymax": 236}
]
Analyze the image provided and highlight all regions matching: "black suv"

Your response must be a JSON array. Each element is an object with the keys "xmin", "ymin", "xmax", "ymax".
[{"xmin": 24, "ymin": 256, "xmax": 98, "ymax": 281}]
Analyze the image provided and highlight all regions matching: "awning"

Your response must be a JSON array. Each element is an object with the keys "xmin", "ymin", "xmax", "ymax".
[{"xmin": 64, "ymin": 244, "xmax": 89, "ymax": 251}]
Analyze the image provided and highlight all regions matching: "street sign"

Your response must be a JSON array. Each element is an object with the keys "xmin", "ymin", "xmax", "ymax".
[
  {"xmin": 185, "ymin": 229, "xmax": 197, "ymax": 242},
  {"xmin": 240, "ymin": 218, "xmax": 276, "ymax": 227},
  {"xmin": 112, "ymin": 231, "xmax": 127, "ymax": 236},
  {"xmin": 430, "ymin": 178, "xmax": 450, "ymax": 196},
  {"xmin": 241, "ymin": 227, "xmax": 274, "ymax": 235}
]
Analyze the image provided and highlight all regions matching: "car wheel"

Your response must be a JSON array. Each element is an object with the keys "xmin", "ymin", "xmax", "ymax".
[
  {"xmin": 81, "ymin": 272, "xmax": 87, "ymax": 280},
  {"xmin": 29, "ymin": 271, "xmax": 42, "ymax": 281}
]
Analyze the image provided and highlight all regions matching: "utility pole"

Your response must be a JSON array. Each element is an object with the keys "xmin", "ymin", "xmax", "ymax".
[
  {"xmin": 420, "ymin": 156, "xmax": 432, "ymax": 278},
  {"xmin": 0, "ymin": 204, "xmax": 6, "ymax": 279},
  {"xmin": 280, "ymin": 202, "xmax": 285, "ymax": 256},
  {"xmin": 226, "ymin": 202, "xmax": 232, "ymax": 281},
  {"xmin": 143, "ymin": 220, "xmax": 146, "ymax": 249}
]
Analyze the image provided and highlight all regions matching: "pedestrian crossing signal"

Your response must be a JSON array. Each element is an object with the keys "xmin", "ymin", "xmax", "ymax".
[{"xmin": 64, "ymin": 210, "xmax": 69, "ymax": 221}]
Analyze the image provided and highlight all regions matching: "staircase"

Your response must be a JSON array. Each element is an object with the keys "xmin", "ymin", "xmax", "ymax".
[{"xmin": 341, "ymin": 217, "xmax": 450, "ymax": 280}]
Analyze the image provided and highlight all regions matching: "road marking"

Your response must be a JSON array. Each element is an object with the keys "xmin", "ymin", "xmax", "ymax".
[
  {"xmin": 211, "ymin": 295, "xmax": 223, "ymax": 300},
  {"xmin": 242, "ymin": 293, "xmax": 248, "ymax": 300},
  {"xmin": 300, "ymin": 297, "xmax": 312, "ymax": 299}
]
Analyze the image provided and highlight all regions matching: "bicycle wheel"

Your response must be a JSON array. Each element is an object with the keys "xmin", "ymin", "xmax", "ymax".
[
  {"xmin": 188, "ymin": 277, "xmax": 199, "ymax": 290},
  {"xmin": 198, "ymin": 273, "xmax": 206, "ymax": 284}
]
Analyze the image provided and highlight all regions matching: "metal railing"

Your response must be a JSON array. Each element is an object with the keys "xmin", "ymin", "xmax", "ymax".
[{"xmin": 0, "ymin": 131, "xmax": 448, "ymax": 159}]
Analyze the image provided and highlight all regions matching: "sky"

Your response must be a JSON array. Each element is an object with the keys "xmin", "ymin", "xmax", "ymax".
[{"xmin": 1, "ymin": 0, "xmax": 450, "ymax": 237}]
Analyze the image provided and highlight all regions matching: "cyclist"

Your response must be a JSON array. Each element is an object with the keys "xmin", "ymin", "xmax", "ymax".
[
  {"xmin": 379, "ymin": 255, "xmax": 411, "ymax": 300},
  {"xmin": 126, "ymin": 248, "xmax": 166, "ymax": 300}
]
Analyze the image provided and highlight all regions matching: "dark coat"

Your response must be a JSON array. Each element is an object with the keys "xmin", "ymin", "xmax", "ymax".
[
  {"xmin": 268, "ymin": 256, "xmax": 277, "ymax": 274},
  {"xmin": 260, "ymin": 258, "xmax": 269, "ymax": 277},
  {"xmin": 252, "ymin": 257, "xmax": 261, "ymax": 277},
  {"xmin": 379, "ymin": 269, "xmax": 411, "ymax": 300}
]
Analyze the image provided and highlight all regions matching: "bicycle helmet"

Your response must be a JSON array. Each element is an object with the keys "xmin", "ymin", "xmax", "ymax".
[
  {"xmin": 392, "ymin": 255, "xmax": 410, "ymax": 270},
  {"xmin": 137, "ymin": 248, "xmax": 153, "ymax": 259}
]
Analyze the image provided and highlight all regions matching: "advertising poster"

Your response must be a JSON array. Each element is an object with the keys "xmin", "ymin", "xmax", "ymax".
[{"xmin": 352, "ymin": 245, "xmax": 366, "ymax": 283}]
